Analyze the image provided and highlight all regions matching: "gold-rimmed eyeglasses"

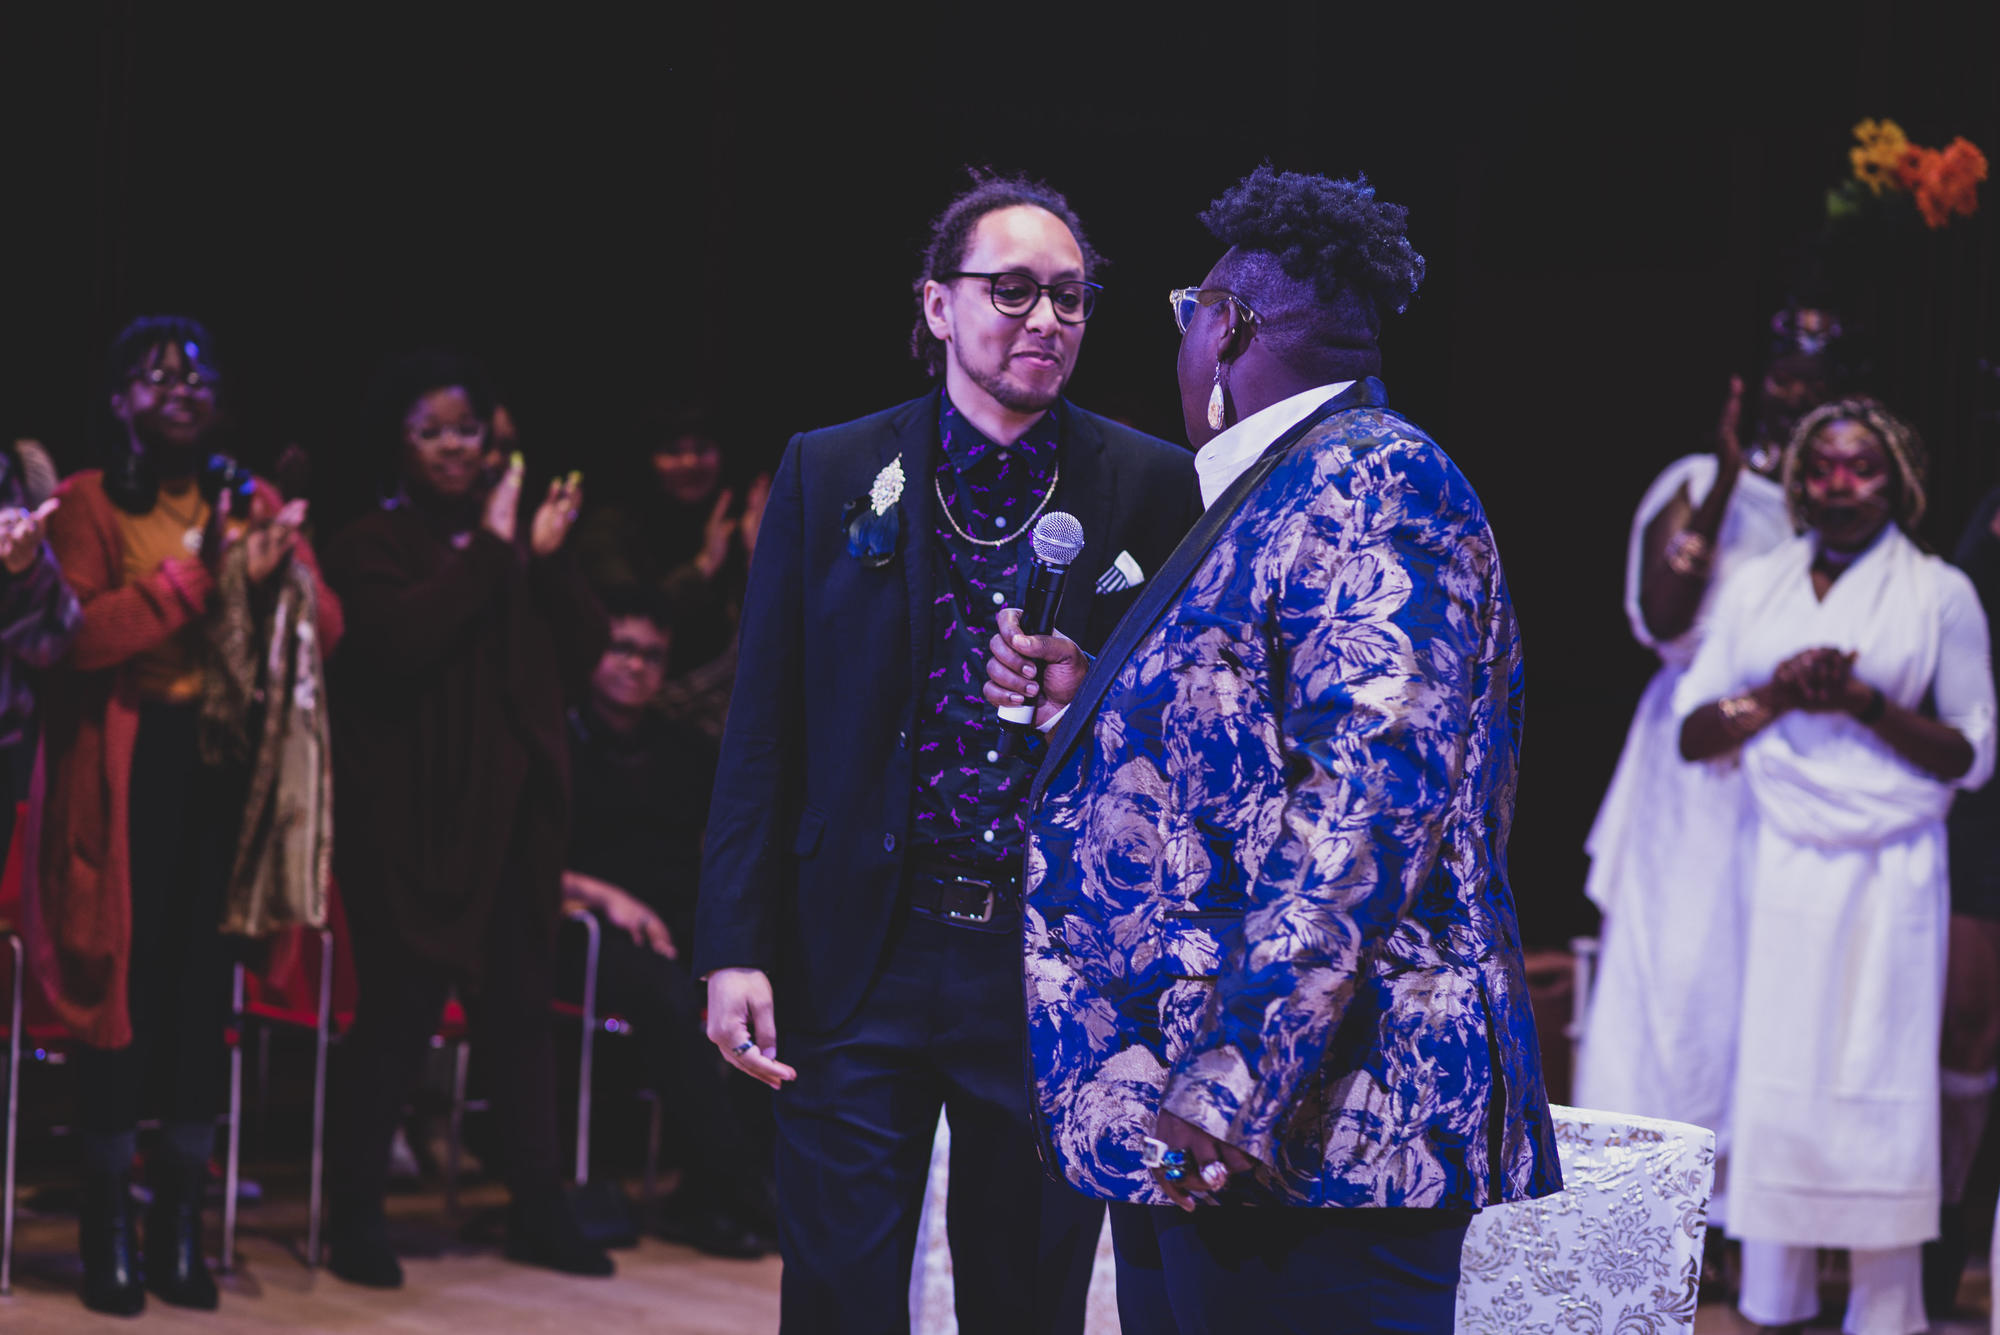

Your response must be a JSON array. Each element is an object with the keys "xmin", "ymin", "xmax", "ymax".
[{"xmin": 1168, "ymin": 287, "xmax": 1261, "ymax": 336}]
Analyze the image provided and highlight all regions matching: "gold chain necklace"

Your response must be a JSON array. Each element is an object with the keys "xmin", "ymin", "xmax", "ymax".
[{"xmin": 933, "ymin": 460, "xmax": 1060, "ymax": 548}]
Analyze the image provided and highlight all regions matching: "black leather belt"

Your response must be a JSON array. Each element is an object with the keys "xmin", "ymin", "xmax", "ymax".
[{"xmin": 906, "ymin": 864, "xmax": 1022, "ymax": 926}]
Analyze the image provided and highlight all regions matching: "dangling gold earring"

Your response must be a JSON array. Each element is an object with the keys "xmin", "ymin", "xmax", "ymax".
[{"xmin": 1207, "ymin": 363, "xmax": 1228, "ymax": 431}]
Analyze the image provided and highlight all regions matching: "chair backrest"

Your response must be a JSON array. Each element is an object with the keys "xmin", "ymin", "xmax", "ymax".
[{"xmin": 1455, "ymin": 1104, "xmax": 1714, "ymax": 1334}]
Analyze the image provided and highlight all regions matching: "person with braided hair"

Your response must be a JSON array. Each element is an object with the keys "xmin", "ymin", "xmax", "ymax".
[{"xmin": 1677, "ymin": 397, "xmax": 1994, "ymax": 1335}]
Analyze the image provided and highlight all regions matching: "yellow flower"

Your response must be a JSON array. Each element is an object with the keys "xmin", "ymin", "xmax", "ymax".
[{"xmin": 1851, "ymin": 118, "xmax": 1912, "ymax": 195}]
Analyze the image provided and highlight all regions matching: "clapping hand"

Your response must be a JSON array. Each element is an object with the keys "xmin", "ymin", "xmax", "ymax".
[
  {"xmin": 1715, "ymin": 375, "xmax": 1745, "ymax": 477},
  {"xmin": 207, "ymin": 490, "xmax": 306, "ymax": 584},
  {"xmin": 1772, "ymin": 646, "xmax": 1861, "ymax": 712},
  {"xmin": 0, "ymin": 498, "xmax": 59, "ymax": 575},
  {"xmin": 531, "ymin": 469, "xmax": 584, "ymax": 557}
]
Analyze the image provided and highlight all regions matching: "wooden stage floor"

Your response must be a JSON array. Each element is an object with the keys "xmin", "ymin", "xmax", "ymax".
[{"xmin": 0, "ymin": 1176, "xmax": 1990, "ymax": 1332}]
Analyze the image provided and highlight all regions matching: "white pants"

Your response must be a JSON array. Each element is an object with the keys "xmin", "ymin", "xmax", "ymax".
[{"xmin": 1738, "ymin": 1241, "xmax": 1926, "ymax": 1335}]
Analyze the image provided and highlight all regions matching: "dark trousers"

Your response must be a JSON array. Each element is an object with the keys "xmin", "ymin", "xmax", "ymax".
[
  {"xmin": 329, "ymin": 835, "xmax": 565, "ymax": 1211},
  {"xmin": 774, "ymin": 908, "xmax": 1102, "ymax": 1335},
  {"xmin": 561, "ymin": 921, "xmax": 772, "ymax": 1204},
  {"xmin": 1108, "ymin": 1201, "xmax": 1471, "ymax": 1335},
  {"xmin": 71, "ymin": 702, "xmax": 236, "ymax": 1137}
]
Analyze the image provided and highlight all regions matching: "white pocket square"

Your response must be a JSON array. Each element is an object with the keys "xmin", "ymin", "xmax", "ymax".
[{"xmin": 1095, "ymin": 550, "xmax": 1146, "ymax": 594}]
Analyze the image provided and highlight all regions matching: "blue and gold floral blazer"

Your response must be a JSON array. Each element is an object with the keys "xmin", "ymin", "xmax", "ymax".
[{"xmin": 1024, "ymin": 380, "xmax": 1563, "ymax": 1210}]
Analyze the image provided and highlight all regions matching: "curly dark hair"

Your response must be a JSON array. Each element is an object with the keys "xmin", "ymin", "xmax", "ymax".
[
  {"xmin": 105, "ymin": 314, "xmax": 220, "ymax": 397},
  {"xmin": 909, "ymin": 170, "xmax": 1104, "ymax": 377},
  {"xmin": 1200, "ymin": 167, "xmax": 1425, "ymax": 371},
  {"xmin": 361, "ymin": 347, "xmax": 498, "ymax": 468}
]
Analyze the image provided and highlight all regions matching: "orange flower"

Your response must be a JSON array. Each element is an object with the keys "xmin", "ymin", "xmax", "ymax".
[
  {"xmin": 1905, "ymin": 137, "xmax": 1987, "ymax": 228},
  {"xmin": 1851, "ymin": 118, "xmax": 1912, "ymax": 195}
]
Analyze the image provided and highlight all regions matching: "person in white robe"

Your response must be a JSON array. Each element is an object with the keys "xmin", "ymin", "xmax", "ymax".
[
  {"xmin": 1676, "ymin": 396, "xmax": 1995, "ymax": 1335},
  {"xmin": 1578, "ymin": 375, "xmax": 1794, "ymax": 1211}
]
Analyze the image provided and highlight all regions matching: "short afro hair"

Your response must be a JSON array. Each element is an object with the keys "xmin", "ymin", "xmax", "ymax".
[
  {"xmin": 1200, "ymin": 167, "xmax": 1424, "ymax": 370},
  {"xmin": 910, "ymin": 170, "xmax": 1104, "ymax": 377},
  {"xmin": 362, "ymin": 348, "xmax": 497, "ymax": 468}
]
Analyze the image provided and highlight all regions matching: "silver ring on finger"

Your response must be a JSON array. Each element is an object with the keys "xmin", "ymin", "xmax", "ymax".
[
  {"xmin": 732, "ymin": 1040, "xmax": 755, "ymax": 1055},
  {"xmin": 1199, "ymin": 1161, "xmax": 1228, "ymax": 1191}
]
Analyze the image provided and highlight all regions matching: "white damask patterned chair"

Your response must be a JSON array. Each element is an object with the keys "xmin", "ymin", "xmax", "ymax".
[{"xmin": 1456, "ymin": 1105, "xmax": 1716, "ymax": 1335}]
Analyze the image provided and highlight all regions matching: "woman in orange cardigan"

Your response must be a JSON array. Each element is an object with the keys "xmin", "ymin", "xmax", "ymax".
[{"xmin": 22, "ymin": 317, "xmax": 343, "ymax": 1316}]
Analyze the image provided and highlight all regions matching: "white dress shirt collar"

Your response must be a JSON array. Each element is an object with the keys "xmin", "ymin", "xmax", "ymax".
[{"xmin": 1192, "ymin": 381, "xmax": 1355, "ymax": 509}]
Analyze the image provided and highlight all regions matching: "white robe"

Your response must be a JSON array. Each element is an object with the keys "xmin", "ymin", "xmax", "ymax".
[
  {"xmin": 1674, "ymin": 526, "xmax": 1996, "ymax": 1249},
  {"xmin": 1577, "ymin": 455, "xmax": 1792, "ymax": 1175}
]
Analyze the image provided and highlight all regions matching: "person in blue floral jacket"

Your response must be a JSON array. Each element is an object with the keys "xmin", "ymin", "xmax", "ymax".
[{"xmin": 985, "ymin": 167, "xmax": 1563, "ymax": 1332}]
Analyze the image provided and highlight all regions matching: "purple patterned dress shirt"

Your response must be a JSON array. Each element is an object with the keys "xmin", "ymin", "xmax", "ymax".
[{"xmin": 908, "ymin": 394, "xmax": 1061, "ymax": 880}]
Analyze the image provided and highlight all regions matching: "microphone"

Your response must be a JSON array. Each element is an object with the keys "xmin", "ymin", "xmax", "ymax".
[{"xmin": 996, "ymin": 511, "xmax": 1085, "ymax": 741}]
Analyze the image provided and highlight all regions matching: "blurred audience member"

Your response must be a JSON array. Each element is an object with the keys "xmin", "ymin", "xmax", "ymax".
[
  {"xmin": 1677, "ymin": 397, "xmax": 1994, "ymax": 1335},
  {"xmin": 573, "ymin": 409, "xmax": 768, "ymax": 737},
  {"xmin": 0, "ymin": 437, "xmax": 79, "ymax": 857},
  {"xmin": 23, "ymin": 316, "xmax": 339, "ymax": 1315},
  {"xmin": 1577, "ymin": 306, "xmax": 1841, "ymax": 1233},
  {"xmin": 560, "ymin": 588, "xmax": 776, "ymax": 1256},
  {"xmin": 323, "ymin": 350, "xmax": 611, "ymax": 1286},
  {"xmin": 1928, "ymin": 481, "xmax": 2000, "ymax": 1315}
]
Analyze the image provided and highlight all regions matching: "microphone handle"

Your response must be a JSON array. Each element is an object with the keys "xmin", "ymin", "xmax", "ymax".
[{"xmin": 997, "ymin": 560, "xmax": 1069, "ymax": 730}]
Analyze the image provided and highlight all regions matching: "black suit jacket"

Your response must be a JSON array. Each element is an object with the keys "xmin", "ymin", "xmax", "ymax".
[{"xmin": 693, "ymin": 390, "xmax": 1201, "ymax": 1033}]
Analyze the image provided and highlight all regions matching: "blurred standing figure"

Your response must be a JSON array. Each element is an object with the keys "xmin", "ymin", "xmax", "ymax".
[
  {"xmin": 573, "ymin": 409, "xmax": 767, "ymax": 738},
  {"xmin": 1678, "ymin": 397, "xmax": 1993, "ymax": 1335},
  {"xmin": 0, "ymin": 438, "xmax": 79, "ymax": 859},
  {"xmin": 1929, "ymin": 480, "xmax": 2000, "ymax": 1317},
  {"xmin": 323, "ymin": 351, "xmax": 611, "ymax": 1287},
  {"xmin": 1577, "ymin": 305, "xmax": 1840, "ymax": 1221},
  {"xmin": 559, "ymin": 589, "xmax": 776, "ymax": 1257},
  {"xmin": 24, "ymin": 316, "xmax": 339, "ymax": 1316}
]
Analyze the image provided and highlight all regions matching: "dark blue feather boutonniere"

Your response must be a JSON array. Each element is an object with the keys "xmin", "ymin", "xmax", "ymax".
[{"xmin": 844, "ymin": 454, "xmax": 904, "ymax": 568}]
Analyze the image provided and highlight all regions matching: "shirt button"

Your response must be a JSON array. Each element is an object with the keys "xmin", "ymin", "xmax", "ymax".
[
  {"xmin": 982, "ymin": 829, "xmax": 996, "ymax": 843},
  {"xmin": 991, "ymin": 591, "xmax": 1005, "ymax": 606},
  {"xmin": 883, "ymin": 833, "xmax": 898, "ymax": 853},
  {"xmin": 898, "ymin": 730, "xmax": 908, "ymax": 750},
  {"xmin": 985, "ymin": 750, "xmax": 999, "ymax": 763},
  {"xmin": 994, "ymin": 515, "xmax": 1008, "ymax": 530}
]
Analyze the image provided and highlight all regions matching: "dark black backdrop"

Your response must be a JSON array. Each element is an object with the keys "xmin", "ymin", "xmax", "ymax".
[{"xmin": 3, "ymin": 3, "xmax": 1996, "ymax": 946}]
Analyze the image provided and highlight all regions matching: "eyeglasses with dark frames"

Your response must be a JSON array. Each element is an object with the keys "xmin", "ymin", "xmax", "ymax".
[
  {"xmin": 941, "ymin": 271, "xmax": 1102, "ymax": 324},
  {"xmin": 1168, "ymin": 287, "xmax": 1262, "ymax": 336}
]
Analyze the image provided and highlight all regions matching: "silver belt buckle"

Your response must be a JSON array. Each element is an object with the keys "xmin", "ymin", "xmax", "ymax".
[{"xmin": 946, "ymin": 875, "xmax": 997, "ymax": 924}]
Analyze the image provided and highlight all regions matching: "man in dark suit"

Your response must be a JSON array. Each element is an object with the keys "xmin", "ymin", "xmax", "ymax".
[{"xmin": 694, "ymin": 173, "xmax": 1201, "ymax": 1333}]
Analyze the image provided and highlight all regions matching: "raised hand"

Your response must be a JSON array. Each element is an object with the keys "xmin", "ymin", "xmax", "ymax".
[
  {"xmin": 694, "ymin": 488, "xmax": 736, "ymax": 580},
  {"xmin": 740, "ymin": 473, "xmax": 772, "ymax": 562},
  {"xmin": 483, "ymin": 452, "xmax": 524, "ymax": 543},
  {"xmin": 530, "ymin": 469, "xmax": 584, "ymax": 557},
  {"xmin": 0, "ymin": 497, "xmax": 58, "ymax": 575},
  {"xmin": 1716, "ymin": 374, "xmax": 1745, "ymax": 476},
  {"xmin": 242, "ymin": 498, "xmax": 307, "ymax": 584}
]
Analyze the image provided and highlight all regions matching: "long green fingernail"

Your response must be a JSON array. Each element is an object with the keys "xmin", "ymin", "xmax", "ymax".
[
  {"xmin": 567, "ymin": 470, "xmax": 583, "ymax": 487},
  {"xmin": 509, "ymin": 451, "xmax": 524, "ymax": 470}
]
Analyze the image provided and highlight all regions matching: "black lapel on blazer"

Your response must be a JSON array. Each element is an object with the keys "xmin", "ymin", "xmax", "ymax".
[
  {"xmin": 1028, "ymin": 378, "xmax": 1384, "ymax": 808},
  {"xmin": 895, "ymin": 390, "xmax": 944, "ymax": 709},
  {"xmin": 1048, "ymin": 401, "xmax": 1110, "ymax": 644}
]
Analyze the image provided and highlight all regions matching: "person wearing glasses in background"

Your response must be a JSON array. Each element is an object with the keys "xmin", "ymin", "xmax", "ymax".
[
  {"xmin": 694, "ymin": 172, "xmax": 1200, "ymax": 1333},
  {"xmin": 983, "ymin": 169, "xmax": 1562, "ymax": 1333}
]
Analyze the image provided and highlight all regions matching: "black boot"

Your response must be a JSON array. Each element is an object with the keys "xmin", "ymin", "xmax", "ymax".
[
  {"xmin": 327, "ymin": 1199, "xmax": 404, "ymax": 1289},
  {"xmin": 504, "ymin": 1187, "xmax": 615, "ymax": 1277},
  {"xmin": 79, "ymin": 1168, "xmax": 146, "ymax": 1317},
  {"xmin": 145, "ymin": 1148, "xmax": 219, "ymax": 1309}
]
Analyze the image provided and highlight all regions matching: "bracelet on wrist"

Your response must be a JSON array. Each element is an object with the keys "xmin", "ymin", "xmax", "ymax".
[
  {"xmin": 1718, "ymin": 691, "xmax": 1770, "ymax": 737},
  {"xmin": 1664, "ymin": 530, "xmax": 1713, "ymax": 578}
]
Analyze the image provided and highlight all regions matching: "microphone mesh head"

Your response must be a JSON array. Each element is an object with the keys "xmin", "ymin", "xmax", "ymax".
[{"xmin": 1031, "ymin": 511, "xmax": 1086, "ymax": 567}]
